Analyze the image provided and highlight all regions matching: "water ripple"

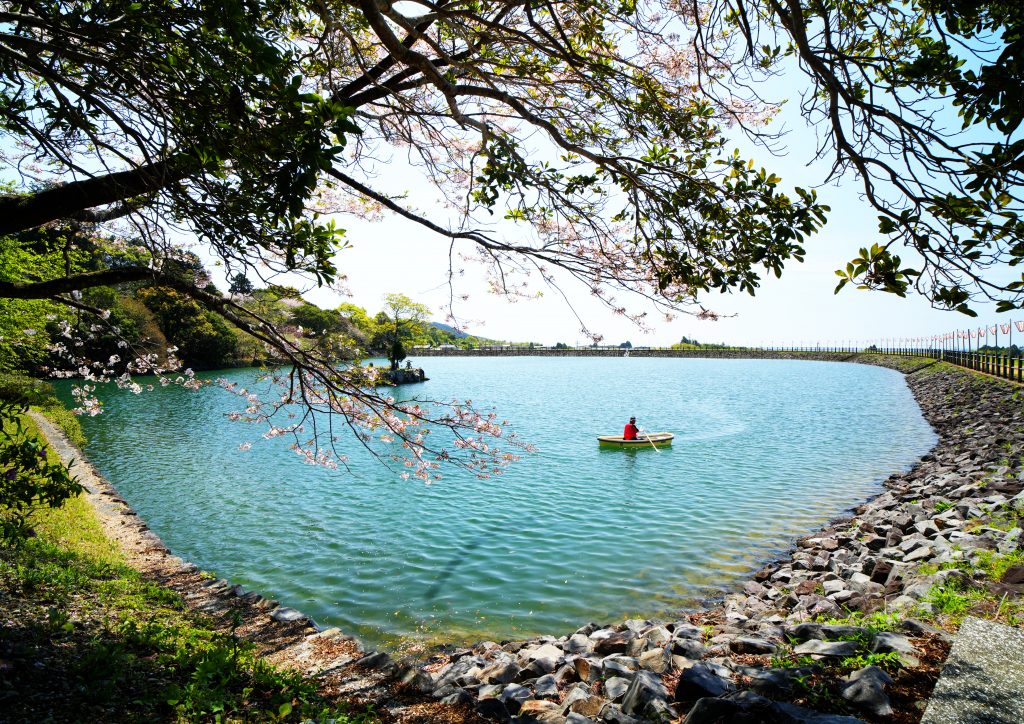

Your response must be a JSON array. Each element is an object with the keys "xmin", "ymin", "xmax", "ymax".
[{"xmin": 67, "ymin": 357, "xmax": 935, "ymax": 647}]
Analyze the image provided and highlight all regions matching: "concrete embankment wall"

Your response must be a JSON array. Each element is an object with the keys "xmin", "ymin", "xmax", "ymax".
[{"xmin": 412, "ymin": 348, "xmax": 859, "ymax": 360}]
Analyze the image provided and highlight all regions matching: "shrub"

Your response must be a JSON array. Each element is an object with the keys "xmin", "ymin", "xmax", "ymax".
[{"xmin": 0, "ymin": 400, "xmax": 84, "ymax": 544}]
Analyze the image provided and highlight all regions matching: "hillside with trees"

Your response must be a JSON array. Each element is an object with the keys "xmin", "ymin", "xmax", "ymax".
[{"xmin": 0, "ymin": 236, "xmax": 494, "ymax": 376}]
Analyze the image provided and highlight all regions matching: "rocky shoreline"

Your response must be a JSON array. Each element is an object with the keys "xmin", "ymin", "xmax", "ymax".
[
  {"xmin": 32, "ymin": 355, "xmax": 1024, "ymax": 723},
  {"xmin": 363, "ymin": 356, "xmax": 1023, "ymax": 723}
]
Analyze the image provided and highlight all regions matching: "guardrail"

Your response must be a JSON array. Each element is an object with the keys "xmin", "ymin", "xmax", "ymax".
[{"xmin": 878, "ymin": 347, "xmax": 1023, "ymax": 383}]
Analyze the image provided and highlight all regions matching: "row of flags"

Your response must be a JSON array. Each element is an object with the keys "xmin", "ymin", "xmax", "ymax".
[{"xmin": 887, "ymin": 320, "xmax": 1024, "ymax": 349}]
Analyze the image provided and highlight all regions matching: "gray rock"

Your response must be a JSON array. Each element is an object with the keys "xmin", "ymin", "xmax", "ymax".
[
  {"xmin": 620, "ymin": 670, "xmax": 673, "ymax": 719},
  {"xmin": 436, "ymin": 655, "xmax": 484, "ymax": 687},
  {"xmin": 440, "ymin": 688, "xmax": 475, "ymax": 707},
  {"xmin": 560, "ymin": 686, "xmax": 592, "ymax": 714},
  {"xmin": 622, "ymin": 619, "xmax": 650, "ymax": 633},
  {"xmin": 785, "ymin": 622, "xmax": 824, "ymax": 642},
  {"xmin": 355, "ymin": 651, "xmax": 390, "ymax": 669},
  {"xmin": 871, "ymin": 631, "xmax": 917, "ymax": 656},
  {"xmin": 566, "ymin": 633, "xmax": 592, "ymax": 654},
  {"xmin": 565, "ymin": 714, "xmax": 598, "ymax": 724},
  {"xmin": 840, "ymin": 665, "xmax": 893, "ymax": 717},
  {"xmin": 671, "ymin": 638, "xmax": 706, "ymax": 658},
  {"xmin": 604, "ymin": 675, "xmax": 631, "ymax": 701},
  {"xmin": 637, "ymin": 646, "xmax": 671, "ymax": 673},
  {"xmin": 481, "ymin": 660, "xmax": 520, "ymax": 685},
  {"xmin": 398, "ymin": 665, "xmax": 435, "ymax": 693},
  {"xmin": 524, "ymin": 643, "xmax": 565, "ymax": 662},
  {"xmin": 793, "ymin": 639, "xmax": 859, "ymax": 657},
  {"xmin": 683, "ymin": 690, "xmax": 861, "ymax": 723},
  {"xmin": 785, "ymin": 623, "xmax": 862, "ymax": 642},
  {"xmin": 593, "ymin": 631, "xmax": 634, "ymax": 656},
  {"xmin": 772, "ymin": 701, "xmax": 866, "ymax": 723},
  {"xmin": 745, "ymin": 667, "xmax": 797, "ymax": 697},
  {"xmin": 998, "ymin": 527, "xmax": 1022, "ymax": 554},
  {"xmin": 681, "ymin": 691, "xmax": 779, "ymax": 723},
  {"xmin": 270, "ymin": 606, "xmax": 306, "ymax": 623},
  {"xmin": 601, "ymin": 657, "xmax": 637, "ymax": 678},
  {"xmin": 499, "ymin": 682, "xmax": 532, "ymax": 709},
  {"xmin": 673, "ymin": 662, "xmax": 734, "ymax": 704},
  {"xmin": 642, "ymin": 625, "xmax": 672, "ymax": 646},
  {"xmin": 535, "ymin": 673, "xmax": 560, "ymax": 698},
  {"xmin": 730, "ymin": 636, "xmax": 777, "ymax": 655},
  {"xmin": 742, "ymin": 580, "xmax": 767, "ymax": 596},
  {"xmin": 671, "ymin": 624, "xmax": 704, "ymax": 639},
  {"xmin": 903, "ymin": 545, "xmax": 933, "ymax": 563},
  {"xmin": 600, "ymin": 705, "xmax": 640, "ymax": 724},
  {"xmin": 822, "ymin": 579, "xmax": 847, "ymax": 595}
]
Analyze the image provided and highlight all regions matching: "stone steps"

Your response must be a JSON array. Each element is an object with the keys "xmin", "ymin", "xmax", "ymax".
[{"xmin": 921, "ymin": 617, "xmax": 1024, "ymax": 723}]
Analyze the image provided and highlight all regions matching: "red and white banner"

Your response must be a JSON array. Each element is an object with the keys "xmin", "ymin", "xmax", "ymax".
[{"xmin": 1002, "ymin": 323, "xmax": 1012, "ymax": 334}]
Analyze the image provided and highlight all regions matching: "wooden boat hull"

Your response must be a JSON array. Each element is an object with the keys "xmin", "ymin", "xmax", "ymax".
[{"xmin": 597, "ymin": 432, "xmax": 674, "ymax": 448}]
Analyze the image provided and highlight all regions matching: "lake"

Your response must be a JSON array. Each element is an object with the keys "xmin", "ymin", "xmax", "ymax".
[{"xmin": 66, "ymin": 357, "xmax": 936, "ymax": 648}]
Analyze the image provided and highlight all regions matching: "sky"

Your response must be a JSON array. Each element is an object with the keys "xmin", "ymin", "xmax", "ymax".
[
  {"xmin": 298, "ymin": 149, "xmax": 1009, "ymax": 351},
  {"xmin": 276, "ymin": 25, "xmax": 1018, "ymax": 349}
]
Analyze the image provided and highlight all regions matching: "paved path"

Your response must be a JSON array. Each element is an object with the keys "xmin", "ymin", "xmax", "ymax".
[{"xmin": 921, "ymin": 617, "xmax": 1024, "ymax": 723}]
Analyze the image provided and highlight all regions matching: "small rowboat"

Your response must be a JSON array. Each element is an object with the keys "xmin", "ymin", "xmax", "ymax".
[{"xmin": 597, "ymin": 432, "xmax": 674, "ymax": 448}]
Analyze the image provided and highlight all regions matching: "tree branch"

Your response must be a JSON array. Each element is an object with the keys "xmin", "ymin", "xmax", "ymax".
[
  {"xmin": 0, "ymin": 267, "xmax": 157, "ymax": 299},
  {"xmin": 0, "ymin": 156, "xmax": 193, "ymax": 236}
]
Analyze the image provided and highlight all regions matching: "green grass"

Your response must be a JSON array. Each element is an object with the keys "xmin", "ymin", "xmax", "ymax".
[
  {"xmin": 814, "ymin": 610, "xmax": 902, "ymax": 636},
  {"xmin": 838, "ymin": 652, "xmax": 902, "ymax": 672},
  {"xmin": 0, "ymin": 372, "xmax": 86, "ymax": 447},
  {"xmin": 1, "ymin": 417, "xmax": 376, "ymax": 723},
  {"xmin": 921, "ymin": 581, "xmax": 986, "ymax": 619}
]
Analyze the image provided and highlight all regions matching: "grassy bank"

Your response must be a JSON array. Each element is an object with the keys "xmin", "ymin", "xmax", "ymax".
[{"xmin": 0, "ymin": 412, "xmax": 376, "ymax": 723}]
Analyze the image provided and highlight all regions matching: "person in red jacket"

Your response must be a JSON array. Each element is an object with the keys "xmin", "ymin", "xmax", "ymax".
[{"xmin": 623, "ymin": 416, "xmax": 639, "ymax": 440}]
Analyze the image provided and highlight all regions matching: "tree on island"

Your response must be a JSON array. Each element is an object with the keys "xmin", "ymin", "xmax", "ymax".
[
  {"xmin": 379, "ymin": 294, "xmax": 430, "ymax": 371},
  {"xmin": 0, "ymin": 0, "xmax": 1021, "ymax": 480}
]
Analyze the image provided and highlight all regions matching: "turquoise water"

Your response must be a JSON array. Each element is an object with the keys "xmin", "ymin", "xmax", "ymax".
[{"xmin": 67, "ymin": 357, "xmax": 935, "ymax": 647}]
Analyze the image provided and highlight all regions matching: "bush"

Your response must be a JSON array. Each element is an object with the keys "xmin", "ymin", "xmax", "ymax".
[
  {"xmin": 0, "ymin": 374, "xmax": 85, "ymax": 447},
  {"xmin": 0, "ymin": 400, "xmax": 84, "ymax": 544},
  {"xmin": 0, "ymin": 373, "xmax": 57, "ymax": 406}
]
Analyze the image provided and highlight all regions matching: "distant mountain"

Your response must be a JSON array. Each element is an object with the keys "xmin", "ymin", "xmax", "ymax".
[{"xmin": 430, "ymin": 321, "xmax": 469, "ymax": 339}]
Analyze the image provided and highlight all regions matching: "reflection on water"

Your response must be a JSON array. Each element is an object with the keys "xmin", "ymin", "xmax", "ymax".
[{"xmin": 67, "ymin": 357, "xmax": 936, "ymax": 648}]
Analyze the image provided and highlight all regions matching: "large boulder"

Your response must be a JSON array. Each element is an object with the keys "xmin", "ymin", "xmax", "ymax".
[
  {"xmin": 673, "ymin": 663, "xmax": 734, "ymax": 704},
  {"xmin": 621, "ymin": 670, "xmax": 674, "ymax": 720},
  {"xmin": 839, "ymin": 665, "xmax": 893, "ymax": 717}
]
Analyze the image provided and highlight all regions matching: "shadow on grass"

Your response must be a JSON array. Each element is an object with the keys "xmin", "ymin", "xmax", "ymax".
[{"xmin": 0, "ymin": 537, "xmax": 372, "ymax": 723}]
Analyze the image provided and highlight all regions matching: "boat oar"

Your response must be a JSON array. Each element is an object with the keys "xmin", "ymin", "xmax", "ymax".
[{"xmin": 638, "ymin": 427, "xmax": 661, "ymax": 453}]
